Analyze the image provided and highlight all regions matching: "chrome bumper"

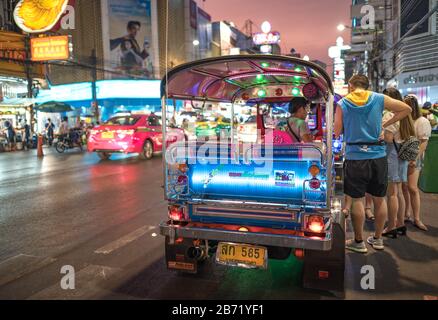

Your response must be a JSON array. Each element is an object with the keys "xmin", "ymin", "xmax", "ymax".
[{"xmin": 159, "ymin": 222, "xmax": 332, "ymax": 251}]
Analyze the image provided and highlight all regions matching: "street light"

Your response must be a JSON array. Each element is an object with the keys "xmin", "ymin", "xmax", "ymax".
[
  {"xmin": 261, "ymin": 21, "xmax": 271, "ymax": 34},
  {"xmin": 193, "ymin": 39, "xmax": 200, "ymax": 46},
  {"xmin": 303, "ymin": 55, "xmax": 310, "ymax": 61}
]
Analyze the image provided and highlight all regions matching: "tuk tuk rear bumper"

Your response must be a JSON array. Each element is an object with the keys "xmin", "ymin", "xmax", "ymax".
[{"xmin": 159, "ymin": 221, "xmax": 332, "ymax": 251}]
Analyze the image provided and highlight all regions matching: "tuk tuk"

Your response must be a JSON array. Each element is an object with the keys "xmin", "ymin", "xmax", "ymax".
[{"xmin": 159, "ymin": 55, "xmax": 346, "ymax": 296}]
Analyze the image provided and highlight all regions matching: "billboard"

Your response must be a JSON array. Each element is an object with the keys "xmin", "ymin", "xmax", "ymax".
[
  {"xmin": 400, "ymin": 0, "xmax": 430, "ymax": 39},
  {"xmin": 107, "ymin": 0, "xmax": 153, "ymax": 78}
]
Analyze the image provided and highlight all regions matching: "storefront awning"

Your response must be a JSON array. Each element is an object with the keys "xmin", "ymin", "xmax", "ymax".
[{"xmin": 0, "ymin": 98, "xmax": 35, "ymax": 108}]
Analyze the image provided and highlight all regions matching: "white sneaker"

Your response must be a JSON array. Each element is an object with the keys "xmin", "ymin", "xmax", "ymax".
[
  {"xmin": 367, "ymin": 236, "xmax": 384, "ymax": 250},
  {"xmin": 346, "ymin": 239, "xmax": 368, "ymax": 253}
]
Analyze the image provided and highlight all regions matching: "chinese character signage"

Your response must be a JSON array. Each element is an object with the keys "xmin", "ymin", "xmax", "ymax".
[
  {"xmin": 0, "ymin": 31, "xmax": 44, "ymax": 78},
  {"xmin": 31, "ymin": 36, "xmax": 71, "ymax": 61}
]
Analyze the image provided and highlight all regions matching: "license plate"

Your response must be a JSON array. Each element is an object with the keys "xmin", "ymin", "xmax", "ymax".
[
  {"xmin": 216, "ymin": 242, "xmax": 267, "ymax": 269},
  {"xmin": 101, "ymin": 132, "xmax": 114, "ymax": 139}
]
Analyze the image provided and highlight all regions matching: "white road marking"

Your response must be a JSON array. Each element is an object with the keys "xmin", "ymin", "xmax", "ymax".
[
  {"xmin": 0, "ymin": 254, "xmax": 56, "ymax": 287},
  {"xmin": 29, "ymin": 264, "xmax": 121, "ymax": 300},
  {"xmin": 94, "ymin": 225, "xmax": 157, "ymax": 255}
]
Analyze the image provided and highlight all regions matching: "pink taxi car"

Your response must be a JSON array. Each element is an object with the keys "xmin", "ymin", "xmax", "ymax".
[{"xmin": 88, "ymin": 114, "xmax": 182, "ymax": 160}]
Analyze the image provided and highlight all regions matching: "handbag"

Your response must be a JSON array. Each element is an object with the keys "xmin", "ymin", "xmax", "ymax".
[{"xmin": 393, "ymin": 137, "xmax": 420, "ymax": 161}]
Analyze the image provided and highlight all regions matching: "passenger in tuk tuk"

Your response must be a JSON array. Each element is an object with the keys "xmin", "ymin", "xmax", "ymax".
[{"xmin": 285, "ymin": 97, "xmax": 314, "ymax": 143}]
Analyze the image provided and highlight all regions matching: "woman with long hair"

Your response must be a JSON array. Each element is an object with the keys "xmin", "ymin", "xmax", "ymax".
[
  {"xmin": 382, "ymin": 88, "xmax": 416, "ymax": 238},
  {"xmin": 402, "ymin": 95, "xmax": 432, "ymax": 231}
]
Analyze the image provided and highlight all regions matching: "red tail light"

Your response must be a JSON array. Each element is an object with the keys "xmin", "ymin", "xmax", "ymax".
[
  {"xmin": 168, "ymin": 205, "xmax": 187, "ymax": 222},
  {"xmin": 309, "ymin": 178, "xmax": 321, "ymax": 190},
  {"xmin": 305, "ymin": 215, "xmax": 325, "ymax": 234},
  {"xmin": 177, "ymin": 175, "xmax": 188, "ymax": 185}
]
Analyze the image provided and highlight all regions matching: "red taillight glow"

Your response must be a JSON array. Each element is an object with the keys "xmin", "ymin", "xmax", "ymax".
[
  {"xmin": 306, "ymin": 215, "xmax": 325, "ymax": 233},
  {"xmin": 294, "ymin": 249, "xmax": 305, "ymax": 259},
  {"xmin": 168, "ymin": 205, "xmax": 187, "ymax": 222},
  {"xmin": 309, "ymin": 178, "xmax": 321, "ymax": 190},
  {"xmin": 177, "ymin": 175, "xmax": 188, "ymax": 185}
]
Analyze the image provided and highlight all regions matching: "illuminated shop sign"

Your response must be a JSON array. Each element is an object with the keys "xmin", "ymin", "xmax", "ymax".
[
  {"xmin": 36, "ymin": 80, "xmax": 161, "ymax": 103},
  {"xmin": 31, "ymin": 36, "xmax": 71, "ymax": 61},
  {"xmin": 252, "ymin": 21, "xmax": 281, "ymax": 46},
  {"xmin": 397, "ymin": 67, "xmax": 438, "ymax": 89},
  {"xmin": 253, "ymin": 32, "xmax": 281, "ymax": 45}
]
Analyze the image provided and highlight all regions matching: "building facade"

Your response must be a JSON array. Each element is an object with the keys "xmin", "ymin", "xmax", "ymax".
[
  {"xmin": 344, "ymin": 0, "xmax": 387, "ymax": 90},
  {"xmin": 384, "ymin": 0, "xmax": 438, "ymax": 104}
]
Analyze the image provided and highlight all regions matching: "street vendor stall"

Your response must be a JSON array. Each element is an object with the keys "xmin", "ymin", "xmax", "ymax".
[{"xmin": 0, "ymin": 98, "xmax": 35, "ymax": 151}]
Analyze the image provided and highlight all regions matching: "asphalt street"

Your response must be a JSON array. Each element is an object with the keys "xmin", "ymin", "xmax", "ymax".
[{"xmin": 0, "ymin": 148, "xmax": 437, "ymax": 300}]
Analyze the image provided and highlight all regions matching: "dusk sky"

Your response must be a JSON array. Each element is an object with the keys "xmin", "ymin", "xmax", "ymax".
[{"xmin": 196, "ymin": 0, "xmax": 352, "ymax": 68}]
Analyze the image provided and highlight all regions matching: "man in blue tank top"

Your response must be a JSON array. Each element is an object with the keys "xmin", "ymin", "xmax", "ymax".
[{"xmin": 334, "ymin": 75, "xmax": 411, "ymax": 253}]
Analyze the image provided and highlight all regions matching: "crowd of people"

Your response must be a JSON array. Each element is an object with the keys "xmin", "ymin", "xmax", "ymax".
[
  {"xmin": 282, "ymin": 75, "xmax": 432, "ymax": 254},
  {"xmin": 333, "ymin": 75, "xmax": 432, "ymax": 254},
  {"xmin": 1, "ymin": 116, "xmax": 96, "ymax": 152}
]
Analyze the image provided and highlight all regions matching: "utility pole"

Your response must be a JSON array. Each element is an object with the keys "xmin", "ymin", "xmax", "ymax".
[
  {"xmin": 24, "ymin": 33, "xmax": 35, "ymax": 132},
  {"xmin": 90, "ymin": 49, "xmax": 98, "ymax": 123}
]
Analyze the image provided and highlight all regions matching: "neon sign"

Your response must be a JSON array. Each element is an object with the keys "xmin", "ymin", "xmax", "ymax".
[{"xmin": 253, "ymin": 32, "xmax": 281, "ymax": 45}]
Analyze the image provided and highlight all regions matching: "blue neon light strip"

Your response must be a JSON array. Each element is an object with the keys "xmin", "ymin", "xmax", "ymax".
[{"xmin": 35, "ymin": 80, "xmax": 161, "ymax": 103}]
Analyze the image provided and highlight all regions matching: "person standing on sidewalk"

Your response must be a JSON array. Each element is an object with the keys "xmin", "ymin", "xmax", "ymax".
[
  {"xmin": 4, "ymin": 120, "xmax": 16, "ymax": 151},
  {"xmin": 381, "ymin": 88, "xmax": 416, "ymax": 238},
  {"xmin": 334, "ymin": 75, "xmax": 411, "ymax": 253},
  {"xmin": 45, "ymin": 119, "xmax": 55, "ymax": 146},
  {"xmin": 402, "ymin": 95, "xmax": 432, "ymax": 231},
  {"xmin": 23, "ymin": 120, "xmax": 31, "ymax": 150}
]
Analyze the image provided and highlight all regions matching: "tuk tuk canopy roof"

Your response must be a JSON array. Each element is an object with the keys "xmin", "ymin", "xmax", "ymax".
[{"xmin": 161, "ymin": 55, "xmax": 334, "ymax": 103}]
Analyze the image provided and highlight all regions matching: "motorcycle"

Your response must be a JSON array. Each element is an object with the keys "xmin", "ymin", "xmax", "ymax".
[{"xmin": 55, "ymin": 129, "xmax": 84, "ymax": 153}]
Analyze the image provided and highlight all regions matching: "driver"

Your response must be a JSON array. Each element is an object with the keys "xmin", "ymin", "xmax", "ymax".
[{"xmin": 285, "ymin": 97, "xmax": 313, "ymax": 143}]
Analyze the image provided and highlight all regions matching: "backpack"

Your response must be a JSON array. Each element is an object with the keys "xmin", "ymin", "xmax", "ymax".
[{"xmin": 394, "ymin": 137, "xmax": 420, "ymax": 161}]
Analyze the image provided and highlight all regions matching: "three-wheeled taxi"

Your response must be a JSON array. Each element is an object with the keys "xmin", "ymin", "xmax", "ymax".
[{"xmin": 159, "ymin": 55, "xmax": 346, "ymax": 296}]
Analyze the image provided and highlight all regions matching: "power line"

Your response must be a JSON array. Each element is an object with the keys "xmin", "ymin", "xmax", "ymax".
[
  {"xmin": 0, "ymin": 56, "xmax": 153, "ymax": 80},
  {"xmin": 373, "ymin": 2, "xmax": 438, "ymax": 62}
]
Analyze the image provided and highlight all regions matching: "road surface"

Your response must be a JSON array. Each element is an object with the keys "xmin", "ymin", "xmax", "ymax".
[{"xmin": 0, "ymin": 148, "xmax": 437, "ymax": 300}]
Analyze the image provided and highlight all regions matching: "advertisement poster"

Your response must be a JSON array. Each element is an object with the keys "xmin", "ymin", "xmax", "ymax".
[{"xmin": 107, "ymin": 0, "xmax": 153, "ymax": 78}]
